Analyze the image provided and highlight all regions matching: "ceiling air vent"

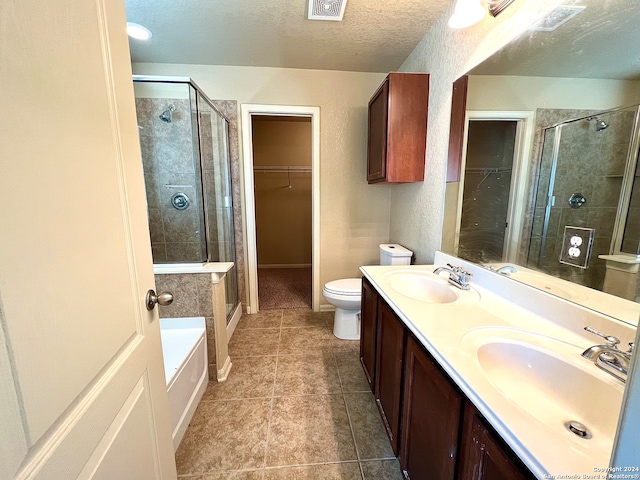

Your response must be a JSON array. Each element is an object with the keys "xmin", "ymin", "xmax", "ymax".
[
  {"xmin": 308, "ymin": 0, "xmax": 347, "ymax": 21},
  {"xmin": 532, "ymin": 5, "xmax": 586, "ymax": 32}
]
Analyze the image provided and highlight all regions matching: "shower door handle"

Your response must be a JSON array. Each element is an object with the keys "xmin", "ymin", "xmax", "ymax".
[{"xmin": 145, "ymin": 289, "xmax": 174, "ymax": 311}]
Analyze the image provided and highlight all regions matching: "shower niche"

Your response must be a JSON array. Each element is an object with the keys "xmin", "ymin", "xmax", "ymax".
[{"xmin": 133, "ymin": 76, "xmax": 239, "ymax": 317}]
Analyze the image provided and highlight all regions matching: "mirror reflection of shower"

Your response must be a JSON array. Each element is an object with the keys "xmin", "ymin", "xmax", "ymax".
[
  {"xmin": 587, "ymin": 116, "xmax": 609, "ymax": 131},
  {"xmin": 159, "ymin": 104, "xmax": 176, "ymax": 123}
]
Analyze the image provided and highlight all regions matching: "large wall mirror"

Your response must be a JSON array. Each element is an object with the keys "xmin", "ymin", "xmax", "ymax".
[{"xmin": 443, "ymin": 0, "xmax": 640, "ymax": 325}]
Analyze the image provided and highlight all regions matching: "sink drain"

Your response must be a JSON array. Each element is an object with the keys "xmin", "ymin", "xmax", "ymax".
[{"xmin": 564, "ymin": 420, "xmax": 591, "ymax": 439}]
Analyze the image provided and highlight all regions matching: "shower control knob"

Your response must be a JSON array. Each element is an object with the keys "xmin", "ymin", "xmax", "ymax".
[{"xmin": 145, "ymin": 289, "xmax": 174, "ymax": 311}]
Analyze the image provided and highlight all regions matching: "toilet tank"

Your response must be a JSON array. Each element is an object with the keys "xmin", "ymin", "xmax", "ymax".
[{"xmin": 380, "ymin": 244, "xmax": 413, "ymax": 265}]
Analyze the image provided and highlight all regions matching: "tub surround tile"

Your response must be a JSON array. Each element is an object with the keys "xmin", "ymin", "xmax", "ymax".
[
  {"xmin": 344, "ymin": 393, "xmax": 395, "ymax": 461},
  {"xmin": 263, "ymin": 463, "xmax": 362, "ymax": 480},
  {"xmin": 155, "ymin": 274, "xmax": 200, "ymax": 318},
  {"xmin": 274, "ymin": 353, "xmax": 341, "ymax": 396},
  {"xmin": 360, "ymin": 460, "xmax": 403, "ymax": 480},
  {"xmin": 266, "ymin": 394, "xmax": 357, "ymax": 466},
  {"xmin": 175, "ymin": 399, "xmax": 271, "ymax": 475},
  {"xmin": 203, "ymin": 357, "xmax": 276, "ymax": 400},
  {"xmin": 229, "ymin": 328, "xmax": 280, "ymax": 357}
]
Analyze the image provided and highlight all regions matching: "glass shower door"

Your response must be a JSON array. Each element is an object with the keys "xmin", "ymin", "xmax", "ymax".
[{"xmin": 197, "ymin": 93, "xmax": 239, "ymax": 319}]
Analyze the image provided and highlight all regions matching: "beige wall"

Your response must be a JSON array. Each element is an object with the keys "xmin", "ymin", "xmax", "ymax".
[
  {"xmin": 132, "ymin": 64, "xmax": 390, "ymax": 306},
  {"xmin": 391, "ymin": 0, "xmax": 568, "ymax": 264},
  {"xmin": 467, "ymin": 75, "xmax": 640, "ymax": 111},
  {"xmin": 253, "ymin": 118, "xmax": 312, "ymax": 266}
]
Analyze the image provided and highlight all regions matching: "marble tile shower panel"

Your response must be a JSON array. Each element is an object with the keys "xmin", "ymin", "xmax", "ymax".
[
  {"xmin": 136, "ymin": 97, "xmax": 205, "ymax": 263},
  {"xmin": 524, "ymin": 107, "xmax": 636, "ymax": 290}
]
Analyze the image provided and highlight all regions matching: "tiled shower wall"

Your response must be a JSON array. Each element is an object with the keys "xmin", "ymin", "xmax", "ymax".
[
  {"xmin": 136, "ymin": 98, "xmax": 205, "ymax": 263},
  {"xmin": 136, "ymin": 97, "xmax": 246, "ymax": 313},
  {"xmin": 522, "ymin": 108, "xmax": 635, "ymax": 290}
]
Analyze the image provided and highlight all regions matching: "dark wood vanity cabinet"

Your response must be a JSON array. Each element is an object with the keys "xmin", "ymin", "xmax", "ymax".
[
  {"xmin": 459, "ymin": 402, "xmax": 535, "ymax": 480},
  {"xmin": 401, "ymin": 335, "xmax": 464, "ymax": 480},
  {"xmin": 360, "ymin": 277, "xmax": 378, "ymax": 392},
  {"xmin": 374, "ymin": 299, "xmax": 407, "ymax": 455},
  {"xmin": 360, "ymin": 279, "xmax": 535, "ymax": 480},
  {"xmin": 367, "ymin": 73, "xmax": 430, "ymax": 184}
]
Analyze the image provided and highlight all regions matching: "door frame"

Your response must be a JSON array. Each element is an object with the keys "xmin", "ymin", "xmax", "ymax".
[
  {"xmin": 455, "ymin": 110, "xmax": 534, "ymax": 263},
  {"xmin": 240, "ymin": 104, "xmax": 320, "ymax": 313}
]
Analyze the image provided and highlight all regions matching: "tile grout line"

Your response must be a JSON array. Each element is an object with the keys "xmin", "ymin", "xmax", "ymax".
[
  {"xmin": 261, "ymin": 309, "xmax": 283, "ymax": 470},
  {"xmin": 333, "ymin": 339, "xmax": 367, "ymax": 480}
]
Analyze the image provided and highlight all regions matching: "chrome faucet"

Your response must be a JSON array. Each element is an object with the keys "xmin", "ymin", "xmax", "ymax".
[
  {"xmin": 433, "ymin": 263, "xmax": 472, "ymax": 290},
  {"xmin": 484, "ymin": 264, "xmax": 517, "ymax": 276},
  {"xmin": 581, "ymin": 326, "xmax": 634, "ymax": 383},
  {"xmin": 496, "ymin": 265, "xmax": 517, "ymax": 276}
]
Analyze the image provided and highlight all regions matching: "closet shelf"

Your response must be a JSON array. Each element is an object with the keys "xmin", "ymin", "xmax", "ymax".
[{"xmin": 253, "ymin": 166, "xmax": 311, "ymax": 173}]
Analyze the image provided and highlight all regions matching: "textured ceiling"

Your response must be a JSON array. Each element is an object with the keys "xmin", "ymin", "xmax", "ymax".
[
  {"xmin": 125, "ymin": 0, "xmax": 450, "ymax": 72},
  {"xmin": 470, "ymin": 0, "xmax": 640, "ymax": 80}
]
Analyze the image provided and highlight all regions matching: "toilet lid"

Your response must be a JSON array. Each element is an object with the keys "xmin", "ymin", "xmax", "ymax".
[{"xmin": 324, "ymin": 278, "xmax": 362, "ymax": 296}]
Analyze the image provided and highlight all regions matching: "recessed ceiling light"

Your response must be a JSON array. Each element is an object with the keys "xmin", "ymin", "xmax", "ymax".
[{"xmin": 126, "ymin": 22, "xmax": 153, "ymax": 41}]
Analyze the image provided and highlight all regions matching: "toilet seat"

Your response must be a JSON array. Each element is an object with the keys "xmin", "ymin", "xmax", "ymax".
[{"xmin": 323, "ymin": 278, "xmax": 361, "ymax": 296}]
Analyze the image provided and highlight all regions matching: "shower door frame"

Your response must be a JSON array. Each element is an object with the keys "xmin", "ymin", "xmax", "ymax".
[
  {"xmin": 240, "ymin": 104, "xmax": 321, "ymax": 314},
  {"xmin": 455, "ymin": 110, "xmax": 535, "ymax": 263}
]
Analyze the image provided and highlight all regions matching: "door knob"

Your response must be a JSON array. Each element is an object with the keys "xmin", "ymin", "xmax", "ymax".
[{"xmin": 145, "ymin": 289, "xmax": 174, "ymax": 311}]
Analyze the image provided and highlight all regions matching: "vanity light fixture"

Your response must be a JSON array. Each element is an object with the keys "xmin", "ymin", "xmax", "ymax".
[
  {"xmin": 448, "ymin": 0, "xmax": 516, "ymax": 29},
  {"xmin": 126, "ymin": 22, "xmax": 153, "ymax": 41}
]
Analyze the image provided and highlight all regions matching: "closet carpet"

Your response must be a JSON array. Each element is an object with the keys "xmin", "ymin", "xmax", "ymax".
[{"xmin": 258, "ymin": 267, "xmax": 312, "ymax": 310}]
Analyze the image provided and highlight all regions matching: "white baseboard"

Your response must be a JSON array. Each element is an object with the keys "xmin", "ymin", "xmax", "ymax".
[
  {"xmin": 258, "ymin": 264, "xmax": 312, "ymax": 269},
  {"xmin": 217, "ymin": 356, "xmax": 232, "ymax": 382},
  {"xmin": 319, "ymin": 304, "xmax": 335, "ymax": 312}
]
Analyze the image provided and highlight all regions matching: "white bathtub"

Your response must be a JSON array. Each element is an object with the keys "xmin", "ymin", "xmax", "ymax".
[{"xmin": 160, "ymin": 317, "xmax": 208, "ymax": 451}]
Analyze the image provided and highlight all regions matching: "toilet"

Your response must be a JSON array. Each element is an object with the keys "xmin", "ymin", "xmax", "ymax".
[{"xmin": 323, "ymin": 244, "xmax": 413, "ymax": 340}]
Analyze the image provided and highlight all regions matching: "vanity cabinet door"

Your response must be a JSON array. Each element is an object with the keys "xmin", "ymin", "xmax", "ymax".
[
  {"xmin": 400, "ymin": 335, "xmax": 464, "ymax": 480},
  {"xmin": 360, "ymin": 277, "xmax": 379, "ymax": 392},
  {"xmin": 374, "ymin": 299, "xmax": 407, "ymax": 455},
  {"xmin": 459, "ymin": 402, "xmax": 535, "ymax": 480}
]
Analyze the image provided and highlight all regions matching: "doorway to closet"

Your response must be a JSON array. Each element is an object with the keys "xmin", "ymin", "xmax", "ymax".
[
  {"xmin": 240, "ymin": 105, "xmax": 320, "ymax": 314},
  {"xmin": 454, "ymin": 112, "xmax": 534, "ymax": 264},
  {"xmin": 253, "ymin": 115, "xmax": 312, "ymax": 309}
]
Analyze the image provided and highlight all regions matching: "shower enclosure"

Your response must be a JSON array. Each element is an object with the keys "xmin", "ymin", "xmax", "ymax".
[
  {"xmin": 133, "ymin": 76, "xmax": 239, "ymax": 318},
  {"xmin": 527, "ymin": 105, "xmax": 640, "ymax": 290}
]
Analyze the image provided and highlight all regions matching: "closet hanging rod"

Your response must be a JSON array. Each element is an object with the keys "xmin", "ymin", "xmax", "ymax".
[{"xmin": 253, "ymin": 166, "xmax": 312, "ymax": 173}]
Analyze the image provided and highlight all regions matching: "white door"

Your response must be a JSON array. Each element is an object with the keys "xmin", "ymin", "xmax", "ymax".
[{"xmin": 0, "ymin": 0, "xmax": 177, "ymax": 479}]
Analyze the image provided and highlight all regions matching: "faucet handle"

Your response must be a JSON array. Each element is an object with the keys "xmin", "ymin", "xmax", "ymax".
[
  {"xmin": 628, "ymin": 342, "xmax": 635, "ymax": 354},
  {"xmin": 584, "ymin": 326, "xmax": 621, "ymax": 347},
  {"xmin": 446, "ymin": 264, "xmax": 473, "ymax": 277}
]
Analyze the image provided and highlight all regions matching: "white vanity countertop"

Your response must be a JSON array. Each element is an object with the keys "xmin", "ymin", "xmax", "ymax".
[{"xmin": 361, "ymin": 253, "xmax": 635, "ymax": 479}]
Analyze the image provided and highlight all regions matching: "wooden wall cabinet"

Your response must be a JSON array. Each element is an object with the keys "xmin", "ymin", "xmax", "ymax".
[
  {"xmin": 360, "ymin": 279, "xmax": 535, "ymax": 480},
  {"xmin": 367, "ymin": 73, "xmax": 430, "ymax": 184}
]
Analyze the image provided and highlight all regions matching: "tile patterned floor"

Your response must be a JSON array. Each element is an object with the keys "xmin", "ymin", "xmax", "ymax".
[{"xmin": 176, "ymin": 309, "xmax": 403, "ymax": 479}]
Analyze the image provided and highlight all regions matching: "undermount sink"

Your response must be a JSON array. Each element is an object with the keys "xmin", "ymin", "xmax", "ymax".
[
  {"xmin": 384, "ymin": 272, "xmax": 458, "ymax": 303},
  {"xmin": 464, "ymin": 329, "xmax": 624, "ymax": 446}
]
